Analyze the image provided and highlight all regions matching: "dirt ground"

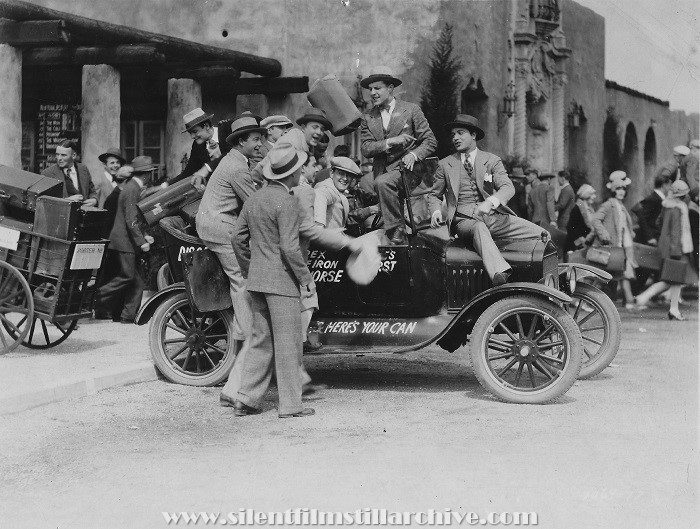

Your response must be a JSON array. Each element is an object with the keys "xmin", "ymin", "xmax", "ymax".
[{"xmin": 0, "ymin": 306, "xmax": 697, "ymax": 529}]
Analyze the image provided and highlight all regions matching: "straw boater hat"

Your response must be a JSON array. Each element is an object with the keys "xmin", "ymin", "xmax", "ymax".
[
  {"xmin": 225, "ymin": 116, "xmax": 267, "ymax": 146},
  {"xmin": 330, "ymin": 157, "xmax": 362, "ymax": 177},
  {"xmin": 260, "ymin": 115, "xmax": 293, "ymax": 129},
  {"xmin": 669, "ymin": 180, "xmax": 690, "ymax": 198},
  {"xmin": 181, "ymin": 108, "xmax": 214, "ymax": 133},
  {"xmin": 606, "ymin": 170, "xmax": 632, "ymax": 189},
  {"xmin": 296, "ymin": 108, "xmax": 332, "ymax": 130},
  {"xmin": 673, "ymin": 145, "xmax": 690, "ymax": 156},
  {"xmin": 263, "ymin": 145, "xmax": 308, "ymax": 181},
  {"xmin": 444, "ymin": 114, "xmax": 485, "ymax": 141},
  {"xmin": 130, "ymin": 156, "xmax": 156, "ymax": 174},
  {"xmin": 576, "ymin": 184, "xmax": 596, "ymax": 200},
  {"xmin": 98, "ymin": 147, "xmax": 125, "ymax": 165},
  {"xmin": 360, "ymin": 66, "xmax": 402, "ymax": 89},
  {"xmin": 690, "ymin": 139, "xmax": 699, "ymax": 149}
]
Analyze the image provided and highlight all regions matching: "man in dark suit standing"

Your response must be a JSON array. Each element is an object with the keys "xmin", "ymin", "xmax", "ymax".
[
  {"xmin": 632, "ymin": 173, "xmax": 672, "ymax": 245},
  {"xmin": 41, "ymin": 139, "xmax": 98, "ymax": 207},
  {"xmin": 528, "ymin": 172, "xmax": 557, "ymax": 226},
  {"xmin": 360, "ymin": 67, "xmax": 437, "ymax": 245},
  {"xmin": 428, "ymin": 115, "xmax": 544, "ymax": 285},
  {"xmin": 555, "ymin": 170, "xmax": 576, "ymax": 230},
  {"xmin": 95, "ymin": 157, "xmax": 154, "ymax": 323},
  {"xmin": 232, "ymin": 145, "xmax": 315, "ymax": 418}
]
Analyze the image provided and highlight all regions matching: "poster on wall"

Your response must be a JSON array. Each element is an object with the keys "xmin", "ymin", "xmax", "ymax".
[{"xmin": 35, "ymin": 104, "xmax": 81, "ymax": 172}]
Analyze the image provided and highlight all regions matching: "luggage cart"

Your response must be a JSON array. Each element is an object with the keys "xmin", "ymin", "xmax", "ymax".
[{"xmin": 0, "ymin": 221, "xmax": 109, "ymax": 353}]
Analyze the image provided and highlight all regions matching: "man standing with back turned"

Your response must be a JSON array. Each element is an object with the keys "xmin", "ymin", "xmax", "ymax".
[
  {"xmin": 360, "ymin": 67, "xmax": 436, "ymax": 245},
  {"xmin": 232, "ymin": 145, "xmax": 315, "ymax": 419}
]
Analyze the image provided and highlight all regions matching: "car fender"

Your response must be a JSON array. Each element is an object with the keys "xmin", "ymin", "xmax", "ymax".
[
  {"xmin": 435, "ymin": 282, "xmax": 572, "ymax": 353},
  {"xmin": 558, "ymin": 263, "xmax": 612, "ymax": 286},
  {"xmin": 135, "ymin": 283, "xmax": 187, "ymax": 325}
]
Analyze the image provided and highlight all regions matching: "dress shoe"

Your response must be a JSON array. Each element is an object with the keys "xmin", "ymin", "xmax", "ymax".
[
  {"xmin": 279, "ymin": 407, "xmax": 315, "ymax": 418},
  {"xmin": 492, "ymin": 269, "xmax": 512, "ymax": 286},
  {"xmin": 387, "ymin": 227, "xmax": 408, "ymax": 246},
  {"xmin": 302, "ymin": 383, "xmax": 328, "ymax": 396},
  {"xmin": 219, "ymin": 393, "xmax": 236, "ymax": 408},
  {"xmin": 233, "ymin": 400, "xmax": 262, "ymax": 416},
  {"xmin": 668, "ymin": 310, "xmax": 686, "ymax": 321}
]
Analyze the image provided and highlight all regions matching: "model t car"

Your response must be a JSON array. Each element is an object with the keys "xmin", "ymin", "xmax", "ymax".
[{"xmin": 136, "ymin": 165, "xmax": 620, "ymax": 404}]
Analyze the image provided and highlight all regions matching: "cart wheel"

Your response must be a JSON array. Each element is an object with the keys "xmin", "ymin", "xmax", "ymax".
[
  {"xmin": 156, "ymin": 263, "xmax": 173, "ymax": 290},
  {"xmin": 567, "ymin": 283, "xmax": 622, "ymax": 379},
  {"xmin": 469, "ymin": 296, "xmax": 583, "ymax": 404},
  {"xmin": 2, "ymin": 317, "xmax": 78, "ymax": 349},
  {"xmin": 0, "ymin": 261, "xmax": 34, "ymax": 355},
  {"xmin": 149, "ymin": 292, "xmax": 237, "ymax": 386}
]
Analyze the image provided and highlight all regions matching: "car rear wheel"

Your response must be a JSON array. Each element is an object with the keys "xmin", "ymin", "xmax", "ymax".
[
  {"xmin": 567, "ymin": 283, "xmax": 621, "ymax": 379},
  {"xmin": 469, "ymin": 296, "xmax": 583, "ymax": 404},
  {"xmin": 149, "ymin": 292, "xmax": 237, "ymax": 386}
]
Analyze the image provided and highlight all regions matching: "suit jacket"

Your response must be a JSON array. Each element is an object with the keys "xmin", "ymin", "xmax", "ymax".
[
  {"xmin": 682, "ymin": 154, "xmax": 699, "ymax": 194},
  {"xmin": 233, "ymin": 181, "xmax": 312, "ymax": 297},
  {"xmin": 251, "ymin": 128, "xmax": 309, "ymax": 186},
  {"xmin": 360, "ymin": 99, "xmax": 437, "ymax": 177},
  {"xmin": 427, "ymin": 151, "xmax": 515, "ymax": 230},
  {"xmin": 564, "ymin": 203, "xmax": 592, "ymax": 252},
  {"xmin": 95, "ymin": 170, "xmax": 117, "ymax": 208},
  {"xmin": 170, "ymin": 134, "xmax": 222, "ymax": 184},
  {"xmin": 196, "ymin": 149, "xmax": 256, "ymax": 244},
  {"xmin": 313, "ymin": 178, "xmax": 349, "ymax": 229},
  {"xmin": 293, "ymin": 181, "xmax": 350, "ymax": 261},
  {"xmin": 631, "ymin": 191, "xmax": 663, "ymax": 243},
  {"xmin": 108, "ymin": 179, "xmax": 147, "ymax": 253},
  {"xmin": 528, "ymin": 184, "xmax": 556, "ymax": 224},
  {"xmin": 556, "ymin": 184, "xmax": 576, "ymax": 229},
  {"xmin": 41, "ymin": 162, "xmax": 97, "ymax": 202}
]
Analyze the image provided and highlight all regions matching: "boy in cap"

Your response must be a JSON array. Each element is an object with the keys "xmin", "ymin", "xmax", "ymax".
[
  {"xmin": 313, "ymin": 157, "xmax": 362, "ymax": 230},
  {"xmin": 428, "ymin": 115, "xmax": 545, "ymax": 286},
  {"xmin": 360, "ymin": 67, "xmax": 437, "ymax": 245}
]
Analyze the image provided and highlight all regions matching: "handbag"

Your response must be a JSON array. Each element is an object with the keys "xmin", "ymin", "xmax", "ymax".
[
  {"xmin": 586, "ymin": 246, "xmax": 626, "ymax": 273},
  {"xmin": 181, "ymin": 248, "xmax": 232, "ymax": 313},
  {"xmin": 660, "ymin": 258, "xmax": 698, "ymax": 286}
]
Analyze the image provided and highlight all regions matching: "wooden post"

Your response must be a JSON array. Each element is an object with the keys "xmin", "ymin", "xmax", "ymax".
[{"xmin": 166, "ymin": 79, "xmax": 201, "ymax": 181}]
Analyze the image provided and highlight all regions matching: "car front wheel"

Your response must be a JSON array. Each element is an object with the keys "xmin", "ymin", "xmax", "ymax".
[{"xmin": 469, "ymin": 296, "xmax": 583, "ymax": 404}]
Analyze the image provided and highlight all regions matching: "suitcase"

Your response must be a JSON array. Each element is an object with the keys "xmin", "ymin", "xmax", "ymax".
[
  {"xmin": 180, "ymin": 198, "xmax": 201, "ymax": 226},
  {"xmin": 137, "ymin": 179, "xmax": 204, "ymax": 226},
  {"xmin": 33, "ymin": 196, "xmax": 81, "ymax": 240},
  {"xmin": 0, "ymin": 165, "xmax": 63, "ymax": 213},
  {"xmin": 660, "ymin": 258, "xmax": 698, "ymax": 286},
  {"xmin": 633, "ymin": 242, "xmax": 662, "ymax": 271},
  {"xmin": 77, "ymin": 207, "xmax": 110, "ymax": 241}
]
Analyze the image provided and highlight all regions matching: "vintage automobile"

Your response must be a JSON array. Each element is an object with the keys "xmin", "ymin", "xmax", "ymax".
[{"xmin": 136, "ymin": 207, "xmax": 626, "ymax": 404}]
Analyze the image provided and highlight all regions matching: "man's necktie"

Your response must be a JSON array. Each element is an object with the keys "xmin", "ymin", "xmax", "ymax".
[
  {"xmin": 464, "ymin": 158, "xmax": 474, "ymax": 178},
  {"xmin": 63, "ymin": 168, "xmax": 79, "ymax": 195}
]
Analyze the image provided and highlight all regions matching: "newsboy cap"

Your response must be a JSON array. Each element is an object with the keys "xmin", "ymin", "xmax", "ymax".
[
  {"xmin": 260, "ymin": 115, "xmax": 293, "ymax": 129},
  {"xmin": 330, "ymin": 156, "xmax": 362, "ymax": 177}
]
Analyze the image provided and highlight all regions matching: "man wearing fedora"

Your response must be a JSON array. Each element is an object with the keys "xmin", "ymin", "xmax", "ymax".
[
  {"xmin": 428, "ymin": 115, "xmax": 545, "ymax": 285},
  {"xmin": 528, "ymin": 172, "xmax": 557, "ymax": 226},
  {"xmin": 42, "ymin": 139, "xmax": 98, "ymax": 207},
  {"xmin": 96, "ymin": 147, "xmax": 125, "ymax": 208},
  {"xmin": 95, "ymin": 156, "xmax": 155, "ymax": 323},
  {"xmin": 360, "ymin": 67, "xmax": 437, "ymax": 245},
  {"xmin": 251, "ymin": 108, "xmax": 331, "ymax": 186},
  {"xmin": 231, "ymin": 145, "xmax": 315, "ymax": 418},
  {"xmin": 170, "ymin": 107, "xmax": 222, "ymax": 187},
  {"xmin": 198, "ymin": 116, "xmax": 263, "ymax": 398}
]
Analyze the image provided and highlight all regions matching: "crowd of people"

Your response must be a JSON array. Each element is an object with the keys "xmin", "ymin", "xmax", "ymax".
[{"xmin": 37, "ymin": 67, "xmax": 699, "ymax": 417}]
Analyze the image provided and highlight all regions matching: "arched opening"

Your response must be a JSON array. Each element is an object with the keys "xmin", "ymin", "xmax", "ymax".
[
  {"xmin": 622, "ymin": 122, "xmax": 640, "ymax": 205},
  {"xmin": 461, "ymin": 77, "xmax": 489, "ymax": 131},
  {"xmin": 603, "ymin": 114, "xmax": 621, "ymax": 184},
  {"xmin": 643, "ymin": 127, "xmax": 657, "ymax": 189}
]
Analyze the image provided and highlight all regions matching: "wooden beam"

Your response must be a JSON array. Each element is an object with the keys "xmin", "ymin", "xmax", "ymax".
[
  {"xmin": 228, "ymin": 76, "xmax": 309, "ymax": 95},
  {"xmin": 0, "ymin": 18, "xmax": 70, "ymax": 45},
  {"xmin": 24, "ymin": 44, "xmax": 166, "ymax": 65},
  {"xmin": 0, "ymin": 0, "xmax": 281, "ymax": 77},
  {"xmin": 178, "ymin": 63, "xmax": 241, "ymax": 80}
]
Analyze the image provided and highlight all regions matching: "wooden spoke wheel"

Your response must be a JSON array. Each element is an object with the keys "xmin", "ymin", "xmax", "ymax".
[
  {"xmin": 0, "ymin": 261, "xmax": 34, "ymax": 355},
  {"xmin": 149, "ymin": 292, "xmax": 237, "ymax": 386},
  {"xmin": 2, "ymin": 316, "xmax": 78, "ymax": 349},
  {"xmin": 469, "ymin": 296, "xmax": 583, "ymax": 404}
]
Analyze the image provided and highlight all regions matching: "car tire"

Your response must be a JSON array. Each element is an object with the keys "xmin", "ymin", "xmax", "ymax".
[
  {"xmin": 567, "ymin": 283, "xmax": 622, "ymax": 379},
  {"xmin": 149, "ymin": 292, "xmax": 237, "ymax": 386},
  {"xmin": 469, "ymin": 295, "xmax": 583, "ymax": 404}
]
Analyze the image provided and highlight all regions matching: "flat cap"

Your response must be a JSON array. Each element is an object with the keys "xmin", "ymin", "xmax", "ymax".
[
  {"xmin": 260, "ymin": 115, "xmax": 293, "ymax": 129},
  {"xmin": 330, "ymin": 156, "xmax": 362, "ymax": 177}
]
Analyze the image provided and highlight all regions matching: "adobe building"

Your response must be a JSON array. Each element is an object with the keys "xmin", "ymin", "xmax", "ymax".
[{"xmin": 0, "ymin": 0, "xmax": 697, "ymax": 200}]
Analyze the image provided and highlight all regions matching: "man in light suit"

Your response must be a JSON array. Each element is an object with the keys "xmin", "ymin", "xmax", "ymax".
[
  {"xmin": 41, "ymin": 139, "xmax": 98, "ymax": 207},
  {"xmin": 232, "ymin": 145, "xmax": 315, "ymax": 418},
  {"xmin": 528, "ymin": 172, "xmax": 557, "ymax": 226},
  {"xmin": 429, "ymin": 115, "xmax": 545, "ymax": 285},
  {"xmin": 360, "ymin": 67, "xmax": 437, "ymax": 245},
  {"xmin": 95, "ymin": 156, "xmax": 154, "ymax": 323},
  {"xmin": 197, "ymin": 116, "xmax": 263, "ymax": 404}
]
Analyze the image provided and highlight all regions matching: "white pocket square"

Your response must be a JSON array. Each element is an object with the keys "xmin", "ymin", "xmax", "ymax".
[{"xmin": 484, "ymin": 173, "xmax": 493, "ymax": 182}]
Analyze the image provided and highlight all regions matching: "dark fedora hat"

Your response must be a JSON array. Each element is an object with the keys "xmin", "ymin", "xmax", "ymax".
[
  {"xmin": 360, "ymin": 66, "xmax": 402, "ymax": 89},
  {"xmin": 296, "ymin": 108, "xmax": 332, "ymax": 130},
  {"xmin": 98, "ymin": 147, "xmax": 125, "ymax": 165},
  {"xmin": 225, "ymin": 116, "xmax": 267, "ymax": 146},
  {"xmin": 131, "ymin": 155, "xmax": 156, "ymax": 174},
  {"xmin": 181, "ymin": 108, "xmax": 214, "ymax": 133},
  {"xmin": 444, "ymin": 114, "xmax": 485, "ymax": 141},
  {"xmin": 236, "ymin": 110, "xmax": 263, "ymax": 125},
  {"xmin": 538, "ymin": 172, "xmax": 556, "ymax": 180}
]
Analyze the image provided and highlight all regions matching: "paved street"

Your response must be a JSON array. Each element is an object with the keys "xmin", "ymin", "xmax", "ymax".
[{"xmin": 0, "ymin": 305, "xmax": 697, "ymax": 529}]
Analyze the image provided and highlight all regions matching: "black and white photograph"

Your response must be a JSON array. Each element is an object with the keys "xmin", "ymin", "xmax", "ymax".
[{"xmin": 0, "ymin": 0, "xmax": 697, "ymax": 527}]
